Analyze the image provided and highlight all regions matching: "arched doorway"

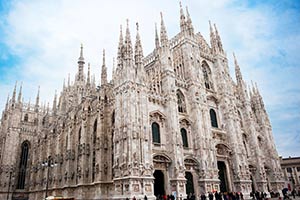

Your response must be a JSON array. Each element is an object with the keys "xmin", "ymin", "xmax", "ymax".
[
  {"xmin": 217, "ymin": 161, "xmax": 228, "ymax": 192},
  {"xmin": 185, "ymin": 172, "xmax": 194, "ymax": 196},
  {"xmin": 154, "ymin": 170, "xmax": 165, "ymax": 197}
]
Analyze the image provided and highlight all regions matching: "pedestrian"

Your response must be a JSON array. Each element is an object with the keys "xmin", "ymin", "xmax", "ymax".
[
  {"xmin": 292, "ymin": 189, "xmax": 296, "ymax": 199},
  {"xmin": 144, "ymin": 195, "xmax": 148, "ymax": 200},
  {"xmin": 209, "ymin": 192, "xmax": 214, "ymax": 200}
]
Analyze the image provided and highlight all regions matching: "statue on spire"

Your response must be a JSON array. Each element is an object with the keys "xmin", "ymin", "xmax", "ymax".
[
  {"xmin": 117, "ymin": 25, "xmax": 124, "ymax": 68},
  {"xmin": 214, "ymin": 23, "xmax": 224, "ymax": 54},
  {"xmin": 185, "ymin": 6, "xmax": 194, "ymax": 35},
  {"xmin": 18, "ymin": 82, "xmax": 23, "ymax": 104},
  {"xmin": 179, "ymin": 2, "xmax": 187, "ymax": 32},
  {"xmin": 134, "ymin": 22, "xmax": 143, "ymax": 66},
  {"xmin": 76, "ymin": 44, "xmax": 85, "ymax": 82},
  {"xmin": 160, "ymin": 12, "xmax": 169, "ymax": 48},
  {"xmin": 101, "ymin": 49, "xmax": 107, "ymax": 85},
  {"xmin": 124, "ymin": 19, "xmax": 133, "ymax": 61},
  {"xmin": 35, "ymin": 86, "xmax": 40, "ymax": 112}
]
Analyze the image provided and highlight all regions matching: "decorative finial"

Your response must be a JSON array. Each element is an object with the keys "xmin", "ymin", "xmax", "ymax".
[
  {"xmin": 18, "ymin": 81, "xmax": 23, "ymax": 103},
  {"xmin": 155, "ymin": 22, "xmax": 160, "ymax": 49}
]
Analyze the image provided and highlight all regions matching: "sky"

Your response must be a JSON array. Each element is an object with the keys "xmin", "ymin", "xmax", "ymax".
[{"xmin": 0, "ymin": 0, "xmax": 299, "ymax": 157}]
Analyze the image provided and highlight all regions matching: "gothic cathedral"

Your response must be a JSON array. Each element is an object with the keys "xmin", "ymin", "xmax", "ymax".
[{"xmin": 0, "ymin": 4, "xmax": 284, "ymax": 200}]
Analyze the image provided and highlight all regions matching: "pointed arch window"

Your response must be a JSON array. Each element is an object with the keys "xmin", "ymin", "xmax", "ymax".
[
  {"xmin": 24, "ymin": 113, "xmax": 28, "ymax": 122},
  {"xmin": 210, "ymin": 109, "xmax": 218, "ymax": 128},
  {"xmin": 242, "ymin": 134, "xmax": 249, "ymax": 157},
  {"xmin": 17, "ymin": 141, "xmax": 29, "ymax": 189},
  {"xmin": 181, "ymin": 128, "xmax": 188, "ymax": 148},
  {"xmin": 66, "ymin": 135, "xmax": 68, "ymax": 149},
  {"xmin": 78, "ymin": 127, "xmax": 82, "ymax": 144},
  {"xmin": 202, "ymin": 61, "xmax": 212, "ymax": 90},
  {"xmin": 92, "ymin": 119, "xmax": 97, "ymax": 182},
  {"xmin": 177, "ymin": 90, "xmax": 186, "ymax": 113},
  {"xmin": 152, "ymin": 122, "xmax": 161, "ymax": 144}
]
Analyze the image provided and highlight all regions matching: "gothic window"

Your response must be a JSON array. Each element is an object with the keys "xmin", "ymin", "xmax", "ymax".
[
  {"xmin": 152, "ymin": 122, "xmax": 161, "ymax": 144},
  {"xmin": 286, "ymin": 168, "xmax": 292, "ymax": 173},
  {"xmin": 202, "ymin": 61, "xmax": 212, "ymax": 90},
  {"xmin": 111, "ymin": 111, "xmax": 115, "ymax": 126},
  {"xmin": 243, "ymin": 134, "xmax": 249, "ymax": 157},
  {"xmin": 17, "ymin": 141, "xmax": 29, "ymax": 189},
  {"xmin": 257, "ymin": 136, "xmax": 263, "ymax": 147},
  {"xmin": 78, "ymin": 127, "xmax": 81, "ymax": 144},
  {"xmin": 210, "ymin": 109, "xmax": 218, "ymax": 128},
  {"xmin": 24, "ymin": 114, "xmax": 28, "ymax": 122},
  {"xmin": 181, "ymin": 128, "xmax": 188, "ymax": 148},
  {"xmin": 177, "ymin": 89, "xmax": 186, "ymax": 113},
  {"xmin": 92, "ymin": 119, "xmax": 97, "ymax": 182}
]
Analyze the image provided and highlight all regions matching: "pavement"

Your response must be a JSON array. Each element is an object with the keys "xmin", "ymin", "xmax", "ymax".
[{"xmin": 270, "ymin": 197, "xmax": 300, "ymax": 200}]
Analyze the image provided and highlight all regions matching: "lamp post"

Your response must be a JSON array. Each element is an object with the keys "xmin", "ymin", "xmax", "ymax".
[{"xmin": 42, "ymin": 156, "xmax": 57, "ymax": 200}]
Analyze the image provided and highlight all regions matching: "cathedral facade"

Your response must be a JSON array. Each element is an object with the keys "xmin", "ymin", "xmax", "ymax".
[{"xmin": 0, "ymin": 5, "xmax": 284, "ymax": 200}]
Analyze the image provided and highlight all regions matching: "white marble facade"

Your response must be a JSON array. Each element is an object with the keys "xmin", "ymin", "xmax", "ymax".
[{"xmin": 0, "ymin": 4, "xmax": 284, "ymax": 200}]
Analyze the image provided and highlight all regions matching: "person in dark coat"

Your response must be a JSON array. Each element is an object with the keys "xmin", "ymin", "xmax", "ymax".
[{"xmin": 209, "ymin": 192, "xmax": 214, "ymax": 200}]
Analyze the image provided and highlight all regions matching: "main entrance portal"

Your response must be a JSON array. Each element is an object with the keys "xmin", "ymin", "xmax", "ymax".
[
  {"xmin": 217, "ymin": 161, "xmax": 228, "ymax": 192},
  {"xmin": 154, "ymin": 170, "xmax": 165, "ymax": 197},
  {"xmin": 185, "ymin": 172, "xmax": 195, "ymax": 196}
]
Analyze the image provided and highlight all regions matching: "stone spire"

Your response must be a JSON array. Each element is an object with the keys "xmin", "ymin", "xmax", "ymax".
[
  {"xmin": 134, "ymin": 22, "xmax": 143, "ymax": 66},
  {"xmin": 233, "ymin": 53, "xmax": 243, "ymax": 84},
  {"xmin": 101, "ymin": 49, "xmax": 107, "ymax": 85},
  {"xmin": 209, "ymin": 21, "xmax": 216, "ymax": 53},
  {"xmin": 160, "ymin": 12, "xmax": 169, "ymax": 48},
  {"xmin": 52, "ymin": 90, "xmax": 57, "ymax": 115},
  {"xmin": 78, "ymin": 43, "xmax": 84, "ymax": 62},
  {"xmin": 18, "ymin": 82, "xmax": 23, "ymax": 104},
  {"xmin": 5, "ymin": 94, "xmax": 9, "ymax": 111},
  {"xmin": 117, "ymin": 25, "xmax": 124, "ymax": 67},
  {"xmin": 77, "ymin": 44, "xmax": 85, "ymax": 81},
  {"xmin": 185, "ymin": 6, "xmax": 194, "ymax": 35},
  {"xmin": 12, "ymin": 81, "xmax": 17, "ymax": 104},
  {"xmin": 92, "ymin": 74, "xmax": 96, "ymax": 89},
  {"xmin": 124, "ymin": 19, "xmax": 133, "ymax": 60},
  {"xmin": 155, "ymin": 23, "xmax": 160, "ymax": 49},
  {"xmin": 214, "ymin": 23, "xmax": 224, "ymax": 53},
  {"xmin": 234, "ymin": 53, "xmax": 248, "ymax": 101},
  {"xmin": 27, "ymin": 98, "xmax": 30, "ymax": 111},
  {"xmin": 67, "ymin": 73, "xmax": 70, "ymax": 87},
  {"xmin": 46, "ymin": 102, "xmax": 50, "ymax": 114},
  {"xmin": 35, "ymin": 86, "xmax": 40, "ymax": 112},
  {"xmin": 87, "ymin": 63, "xmax": 91, "ymax": 86},
  {"xmin": 112, "ymin": 57, "xmax": 116, "ymax": 80},
  {"xmin": 179, "ymin": 2, "xmax": 186, "ymax": 32}
]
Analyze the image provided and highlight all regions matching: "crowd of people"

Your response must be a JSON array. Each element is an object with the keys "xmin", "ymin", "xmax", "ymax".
[{"xmin": 125, "ymin": 188, "xmax": 300, "ymax": 200}]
